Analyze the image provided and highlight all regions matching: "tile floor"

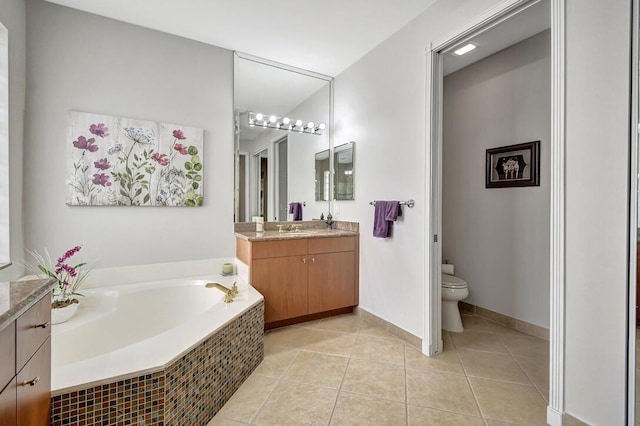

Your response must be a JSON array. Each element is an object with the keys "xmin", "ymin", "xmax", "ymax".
[{"xmin": 208, "ymin": 313, "xmax": 549, "ymax": 426}]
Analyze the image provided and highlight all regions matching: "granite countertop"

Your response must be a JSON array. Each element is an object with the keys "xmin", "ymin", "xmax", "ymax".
[
  {"xmin": 235, "ymin": 228, "xmax": 359, "ymax": 242},
  {"xmin": 0, "ymin": 279, "xmax": 54, "ymax": 331}
]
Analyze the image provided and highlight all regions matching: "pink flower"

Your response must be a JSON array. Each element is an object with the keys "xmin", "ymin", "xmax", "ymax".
[
  {"xmin": 89, "ymin": 123, "xmax": 109, "ymax": 138},
  {"xmin": 174, "ymin": 143, "xmax": 188, "ymax": 155},
  {"xmin": 152, "ymin": 152, "xmax": 169, "ymax": 166},
  {"xmin": 172, "ymin": 129, "xmax": 186, "ymax": 140},
  {"xmin": 93, "ymin": 158, "xmax": 111, "ymax": 170},
  {"xmin": 73, "ymin": 136, "xmax": 99, "ymax": 152},
  {"xmin": 92, "ymin": 173, "xmax": 111, "ymax": 187},
  {"xmin": 55, "ymin": 263, "xmax": 77, "ymax": 278},
  {"xmin": 56, "ymin": 245, "xmax": 81, "ymax": 267}
]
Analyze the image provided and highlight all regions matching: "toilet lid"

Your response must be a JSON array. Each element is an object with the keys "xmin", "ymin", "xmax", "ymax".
[{"xmin": 441, "ymin": 273, "xmax": 467, "ymax": 289}]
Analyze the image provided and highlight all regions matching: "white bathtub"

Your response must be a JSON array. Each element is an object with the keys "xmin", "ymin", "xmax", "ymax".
[{"xmin": 51, "ymin": 274, "xmax": 263, "ymax": 393}]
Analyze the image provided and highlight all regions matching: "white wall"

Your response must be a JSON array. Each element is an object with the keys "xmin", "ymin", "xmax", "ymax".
[
  {"xmin": 23, "ymin": 1, "xmax": 235, "ymax": 268},
  {"xmin": 564, "ymin": 0, "xmax": 630, "ymax": 423},
  {"xmin": 442, "ymin": 30, "xmax": 551, "ymax": 328},
  {"xmin": 0, "ymin": 0, "xmax": 26, "ymax": 281},
  {"xmin": 333, "ymin": 0, "xmax": 503, "ymax": 338}
]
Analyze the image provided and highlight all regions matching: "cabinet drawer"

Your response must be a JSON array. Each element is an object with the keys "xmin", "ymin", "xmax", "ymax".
[
  {"xmin": 251, "ymin": 239, "xmax": 307, "ymax": 259},
  {"xmin": 16, "ymin": 294, "xmax": 51, "ymax": 371},
  {"xmin": 308, "ymin": 236, "xmax": 356, "ymax": 254},
  {"xmin": 0, "ymin": 378, "xmax": 16, "ymax": 426},
  {"xmin": 0, "ymin": 322, "xmax": 15, "ymax": 391},
  {"xmin": 16, "ymin": 337, "xmax": 51, "ymax": 426}
]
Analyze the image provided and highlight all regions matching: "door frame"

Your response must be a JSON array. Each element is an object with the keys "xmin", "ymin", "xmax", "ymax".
[
  {"xmin": 424, "ymin": 0, "xmax": 565, "ymax": 423},
  {"xmin": 273, "ymin": 135, "xmax": 289, "ymax": 221}
]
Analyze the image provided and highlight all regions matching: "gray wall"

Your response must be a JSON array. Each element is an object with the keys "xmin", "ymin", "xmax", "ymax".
[
  {"xmin": 24, "ymin": 1, "xmax": 235, "ymax": 268},
  {"xmin": 564, "ymin": 0, "xmax": 630, "ymax": 422},
  {"xmin": 442, "ymin": 30, "xmax": 551, "ymax": 328},
  {"xmin": 0, "ymin": 0, "xmax": 26, "ymax": 281}
]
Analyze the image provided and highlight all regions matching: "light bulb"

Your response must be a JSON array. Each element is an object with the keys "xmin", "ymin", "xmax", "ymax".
[
  {"xmin": 269, "ymin": 115, "xmax": 277, "ymax": 123},
  {"xmin": 282, "ymin": 117, "xmax": 290, "ymax": 125},
  {"xmin": 318, "ymin": 123, "xmax": 326, "ymax": 130},
  {"xmin": 255, "ymin": 113, "xmax": 264, "ymax": 121},
  {"xmin": 306, "ymin": 122, "xmax": 314, "ymax": 129},
  {"xmin": 295, "ymin": 120, "xmax": 303, "ymax": 127}
]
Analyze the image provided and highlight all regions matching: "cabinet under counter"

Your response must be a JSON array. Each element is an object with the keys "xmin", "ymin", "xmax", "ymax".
[{"xmin": 236, "ymin": 233, "xmax": 359, "ymax": 329}]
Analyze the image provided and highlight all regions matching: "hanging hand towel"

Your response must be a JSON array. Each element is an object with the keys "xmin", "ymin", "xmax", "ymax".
[
  {"xmin": 289, "ymin": 202, "xmax": 303, "ymax": 221},
  {"xmin": 373, "ymin": 201, "xmax": 401, "ymax": 238}
]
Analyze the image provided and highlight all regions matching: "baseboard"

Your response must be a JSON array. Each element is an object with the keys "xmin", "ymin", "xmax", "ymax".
[
  {"xmin": 355, "ymin": 307, "xmax": 422, "ymax": 349},
  {"xmin": 563, "ymin": 412, "xmax": 590, "ymax": 426},
  {"xmin": 547, "ymin": 406, "xmax": 563, "ymax": 426},
  {"xmin": 459, "ymin": 301, "xmax": 549, "ymax": 341}
]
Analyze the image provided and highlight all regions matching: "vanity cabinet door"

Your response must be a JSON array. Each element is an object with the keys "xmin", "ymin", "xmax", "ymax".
[
  {"xmin": 16, "ymin": 337, "xmax": 51, "ymax": 426},
  {"xmin": 252, "ymin": 256, "xmax": 309, "ymax": 322},
  {"xmin": 0, "ymin": 378, "xmax": 16, "ymax": 426},
  {"xmin": 308, "ymin": 251, "xmax": 356, "ymax": 314}
]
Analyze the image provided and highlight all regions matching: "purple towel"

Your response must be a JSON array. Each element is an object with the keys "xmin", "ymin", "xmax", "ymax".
[
  {"xmin": 289, "ymin": 202, "xmax": 303, "ymax": 221},
  {"xmin": 373, "ymin": 201, "xmax": 401, "ymax": 238}
]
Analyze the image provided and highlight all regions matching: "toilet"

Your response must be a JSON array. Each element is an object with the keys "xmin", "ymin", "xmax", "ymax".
[{"xmin": 441, "ymin": 270, "xmax": 469, "ymax": 333}]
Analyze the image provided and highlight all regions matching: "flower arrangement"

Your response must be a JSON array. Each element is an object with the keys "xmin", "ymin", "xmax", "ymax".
[{"xmin": 24, "ymin": 245, "xmax": 91, "ymax": 308}]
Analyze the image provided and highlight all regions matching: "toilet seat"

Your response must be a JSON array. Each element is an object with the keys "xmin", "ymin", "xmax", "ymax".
[{"xmin": 441, "ymin": 273, "xmax": 468, "ymax": 289}]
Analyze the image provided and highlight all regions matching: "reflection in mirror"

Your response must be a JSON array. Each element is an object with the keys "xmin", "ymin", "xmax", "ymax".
[
  {"xmin": 234, "ymin": 53, "xmax": 333, "ymax": 222},
  {"xmin": 334, "ymin": 142, "xmax": 354, "ymax": 201},
  {"xmin": 315, "ymin": 150, "xmax": 330, "ymax": 201}
]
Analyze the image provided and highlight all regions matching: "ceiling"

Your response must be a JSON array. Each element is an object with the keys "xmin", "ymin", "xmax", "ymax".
[
  {"xmin": 443, "ymin": 0, "xmax": 550, "ymax": 75},
  {"xmin": 43, "ymin": 0, "xmax": 439, "ymax": 77}
]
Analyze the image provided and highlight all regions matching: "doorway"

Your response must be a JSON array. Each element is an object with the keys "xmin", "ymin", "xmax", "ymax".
[
  {"xmin": 426, "ymin": 0, "xmax": 565, "ymax": 423},
  {"xmin": 254, "ymin": 149, "xmax": 268, "ymax": 219},
  {"xmin": 274, "ymin": 136, "xmax": 288, "ymax": 221}
]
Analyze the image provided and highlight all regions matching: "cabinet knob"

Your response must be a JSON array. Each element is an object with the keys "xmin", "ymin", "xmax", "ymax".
[
  {"xmin": 34, "ymin": 322, "xmax": 49, "ymax": 329},
  {"xmin": 312, "ymin": 258, "xmax": 316, "ymax": 263},
  {"xmin": 302, "ymin": 258, "xmax": 306, "ymax": 264},
  {"xmin": 20, "ymin": 376, "xmax": 40, "ymax": 387}
]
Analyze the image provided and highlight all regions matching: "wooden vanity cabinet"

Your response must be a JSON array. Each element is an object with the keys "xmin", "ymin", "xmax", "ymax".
[
  {"xmin": 0, "ymin": 293, "xmax": 52, "ymax": 426},
  {"xmin": 237, "ymin": 235, "xmax": 359, "ymax": 327}
]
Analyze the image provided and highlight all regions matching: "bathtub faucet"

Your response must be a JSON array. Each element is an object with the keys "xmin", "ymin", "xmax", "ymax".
[{"xmin": 205, "ymin": 282, "xmax": 239, "ymax": 303}]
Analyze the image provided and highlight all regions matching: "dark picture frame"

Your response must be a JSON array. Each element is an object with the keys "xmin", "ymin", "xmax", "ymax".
[{"xmin": 485, "ymin": 141, "xmax": 540, "ymax": 188}]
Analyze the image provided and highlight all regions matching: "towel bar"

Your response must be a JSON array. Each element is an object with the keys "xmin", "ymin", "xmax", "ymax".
[{"xmin": 369, "ymin": 199, "xmax": 415, "ymax": 208}]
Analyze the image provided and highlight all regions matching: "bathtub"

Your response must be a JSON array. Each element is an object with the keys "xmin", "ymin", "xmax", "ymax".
[{"xmin": 50, "ymin": 272, "xmax": 264, "ymax": 425}]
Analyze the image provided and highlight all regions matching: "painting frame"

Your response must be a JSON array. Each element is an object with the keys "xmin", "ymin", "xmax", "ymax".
[{"xmin": 485, "ymin": 141, "xmax": 540, "ymax": 188}]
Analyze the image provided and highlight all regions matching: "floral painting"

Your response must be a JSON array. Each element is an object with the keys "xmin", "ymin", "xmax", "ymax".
[{"xmin": 66, "ymin": 111, "xmax": 204, "ymax": 206}]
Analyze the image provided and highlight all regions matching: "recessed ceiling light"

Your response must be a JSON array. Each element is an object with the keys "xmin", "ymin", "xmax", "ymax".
[{"xmin": 454, "ymin": 43, "xmax": 476, "ymax": 56}]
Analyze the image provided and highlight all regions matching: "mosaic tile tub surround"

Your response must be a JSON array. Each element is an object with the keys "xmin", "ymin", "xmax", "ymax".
[{"xmin": 51, "ymin": 301, "xmax": 264, "ymax": 425}]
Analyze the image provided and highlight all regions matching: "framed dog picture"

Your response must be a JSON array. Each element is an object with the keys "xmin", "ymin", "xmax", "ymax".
[{"xmin": 485, "ymin": 141, "xmax": 540, "ymax": 188}]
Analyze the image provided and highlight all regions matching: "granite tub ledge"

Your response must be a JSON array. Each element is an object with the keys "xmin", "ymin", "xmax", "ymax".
[{"xmin": 0, "ymin": 278, "xmax": 55, "ymax": 331}]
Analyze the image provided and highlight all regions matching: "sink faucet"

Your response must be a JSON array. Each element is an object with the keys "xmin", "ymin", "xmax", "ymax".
[{"xmin": 325, "ymin": 213, "xmax": 334, "ymax": 229}]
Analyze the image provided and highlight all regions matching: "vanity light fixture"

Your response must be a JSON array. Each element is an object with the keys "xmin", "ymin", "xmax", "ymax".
[
  {"xmin": 453, "ymin": 43, "xmax": 476, "ymax": 56},
  {"xmin": 248, "ymin": 112, "xmax": 325, "ymax": 135}
]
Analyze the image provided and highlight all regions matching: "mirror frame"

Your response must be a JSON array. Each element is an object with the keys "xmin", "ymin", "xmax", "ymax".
[
  {"xmin": 0, "ymin": 21, "xmax": 9, "ymax": 265},
  {"xmin": 233, "ymin": 51, "xmax": 335, "ymax": 223}
]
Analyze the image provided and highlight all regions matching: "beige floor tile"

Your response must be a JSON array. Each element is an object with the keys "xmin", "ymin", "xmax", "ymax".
[
  {"xmin": 253, "ymin": 381, "xmax": 338, "ymax": 426},
  {"xmin": 330, "ymin": 392, "xmax": 407, "ymax": 426},
  {"xmin": 303, "ymin": 329, "xmax": 358, "ymax": 356},
  {"xmin": 341, "ymin": 358, "xmax": 406, "ymax": 402},
  {"xmin": 443, "ymin": 330, "xmax": 454, "ymax": 351},
  {"xmin": 406, "ymin": 368, "xmax": 480, "ymax": 416},
  {"xmin": 215, "ymin": 375, "xmax": 278, "ymax": 423},
  {"xmin": 252, "ymin": 344, "xmax": 299, "ymax": 379},
  {"xmin": 351, "ymin": 334, "xmax": 406, "ymax": 365},
  {"xmin": 462, "ymin": 315, "xmax": 520, "ymax": 335},
  {"xmin": 263, "ymin": 326, "xmax": 313, "ymax": 348},
  {"xmin": 408, "ymin": 405, "xmax": 484, "ymax": 426},
  {"xmin": 282, "ymin": 351, "xmax": 349, "ymax": 389},
  {"xmin": 458, "ymin": 349, "xmax": 530, "ymax": 384},
  {"xmin": 484, "ymin": 420, "xmax": 527, "ymax": 426},
  {"xmin": 405, "ymin": 345, "xmax": 464, "ymax": 375},
  {"xmin": 308, "ymin": 314, "xmax": 363, "ymax": 333},
  {"xmin": 499, "ymin": 333, "xmax": 548, "ymax": 358},
  {"xmin": 469, "ymin": 377, "xmax": 547, "ymax": 424},
  {"xmin": 358, "ymin": 320, "xmax": 399, "ymax": 340},
  {"xmin": 512, "ymin": 353, "xmax": 549, "ymax": 401},
  {"xmin": 451, "ymin": 331, "xmax": 508, "ymax": 353},
  {"xmin": 207, "ymin": 416, "xmax": 249, "ymax": 426}
]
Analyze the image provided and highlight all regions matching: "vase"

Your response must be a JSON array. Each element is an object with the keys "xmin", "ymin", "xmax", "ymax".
[{"xmin": 51, "ymin": 301, "xmax": 79, "ymax": 324}]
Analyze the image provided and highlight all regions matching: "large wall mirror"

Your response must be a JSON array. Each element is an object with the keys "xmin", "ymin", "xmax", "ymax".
[{"xmin": 234, "ymin": 52, "xmax": 333, "ymax": 223}]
